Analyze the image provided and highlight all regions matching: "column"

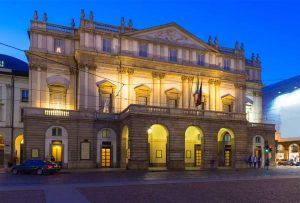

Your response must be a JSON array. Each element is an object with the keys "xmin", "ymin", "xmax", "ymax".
[
  {"xmin": 152, "ymin": 72, "xmax": 160, "ymax": 106},
  {"xmin": 159, "ymin": 73, "xmax": 166, "ymax": 107},
  {"xmin": 88, "ymin": 64, "xmax": 96, "ymax": 111},
  {"xmin": 253, "ymin": 90, "xmax": 262, "ymax": 122},
  {"xmin": 188, "ymin": 77, "xmax": 194, "ymax": 108},
  {"xmin": 117, "ymin": 66, "xmax": 127, "ymax": 112},
  {"xmin": 234, "ymin": 83, "xmax": 246, "ymax": 113},
  {"xmin": 68, "ymin": 67, "xmax": 75, "ymax": 110},
  {"xmin": 215, "ymin": 80, "xmax": 221, "ymax": 111},
  {"xmin": 209, "ymin": 79, "xmax": 215, "ymax": 111},
  {"xmin": 127, "ymin": 68, "xmax": 134, "ymax": 106},
  {"xmin": 36, "ymin": 67, "xmax": 41, "ymax": 108},
  {"xmin": 78, "ymin": 63, "xmax": 86, "ymax": 110},
  {"xmin": 40, "ymin": 66, "xmax": 48, "ymax": 108},
  {"xmin": 181, "ymin": 76, "xmax": 188, "ymax": 108}
]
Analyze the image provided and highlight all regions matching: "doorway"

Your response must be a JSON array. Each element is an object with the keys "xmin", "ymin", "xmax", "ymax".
[
  {"xmin": 101, "ymin": 142, "xmax": 111, "ymax": 168},
  {"xmin": 51, "ymin": 141, "xmax": 63, "ymax": 163}
]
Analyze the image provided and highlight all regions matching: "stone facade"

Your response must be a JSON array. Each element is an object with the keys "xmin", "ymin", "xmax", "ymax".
[{"xmin": 23, "ymin": 10, "xmax": 275, "ymax": 170}]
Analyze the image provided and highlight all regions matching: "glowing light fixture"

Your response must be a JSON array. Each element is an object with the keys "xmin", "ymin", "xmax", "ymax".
[{"xmin": 147, "ymin": 128, "xmax": 152, "ymax": 134}]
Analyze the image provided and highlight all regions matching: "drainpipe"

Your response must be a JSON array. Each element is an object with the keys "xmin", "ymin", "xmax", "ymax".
[{"xmin": 10, "ymin": 68, "xmax": 15, "ymax": 166}]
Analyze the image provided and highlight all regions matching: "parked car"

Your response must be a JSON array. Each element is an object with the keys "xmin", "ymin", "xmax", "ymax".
[
  {"xmin": 277, "ymin": 159, "xmax": 292, "ymax": 166},
  {"xmin": 11, "ymin": 160, "xmax": 61, "ymax": 175},
  {"xmin": 289, "ymin": 160, "xmax": 300, "ymax": 166}
]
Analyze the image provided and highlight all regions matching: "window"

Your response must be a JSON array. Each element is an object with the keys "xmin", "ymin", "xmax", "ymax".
[
  {"xmin": 169, "ymin": 49, "xmax": 177, "ymax": 62},
  {"xmin": 168, "ymin": 99, "xmax": 177, "ymax": 108},
  {"xmin": 54, "ymin": 39, "xmax": 64, "ymax": 54},
  {"xmin": 102, "ymin": 129, "xmax": 111, "ymax": 138},
  {"xmin": 100, "ymin": 93, "xmax": 112, "ymax": 113},
  {"xmin": 52, "ymin": 127, "xmax": 62, "ymax": 136},
  {"xmin": 102, "ymin": 38, "xmax": 111, "ymax": 52},
  {"xmin": 223, "ymin": 133, "xmax": 231, "ymax": 142},
  {"xmin": 255, "ymin": 136, "xmax": 261, "ymax": 144},
  {"xmin": 139, "ymin": 43, "xmax": 148, "ymax": 57},
  {"xmin": 197, "ymin": 54, "xmax": 205, "ymax": 66},
  {"xmin": 49, "ymin": 85, "xmax": 67, "ymax": 109},
  {"xmin": 224, "ymin": 59, "xmax": 231, "ymax": 70},
  {"xmin": 0, "ymin": 60, "xmax": 4, "ymax": 68},
  {"xmin": 21, "ymin": 89, "xmax": 29, "ymax": 102},
  {"xmin": 137, "ymin": 96, "xmax": 147, "ymax": 105},
  {"xmin": 81, "ymin": 141, "xmax": 90, "ymax": 160}
]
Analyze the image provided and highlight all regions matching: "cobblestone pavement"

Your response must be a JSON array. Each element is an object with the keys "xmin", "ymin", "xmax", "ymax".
[{"xmin": 0, "ymin": 167, "xmax": 300, "ymax": 203}]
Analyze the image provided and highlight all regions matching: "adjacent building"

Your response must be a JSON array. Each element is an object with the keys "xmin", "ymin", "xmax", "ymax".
[
  {"xmin": 23, "ymin": 10, "xmax": 275, "ymax": 170},
  {"xmin": 0, "ymin": 54, "xmax": 28, "ymax": 168},
  {"xmin": 263, "ymin": 75, "xmax": 300, "ymax": 162}
]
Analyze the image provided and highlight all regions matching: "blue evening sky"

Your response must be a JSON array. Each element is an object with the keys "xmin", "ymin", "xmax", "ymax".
[{"xmin": 0, "ymin": 0, "xmax": 299, "ymax": 85}]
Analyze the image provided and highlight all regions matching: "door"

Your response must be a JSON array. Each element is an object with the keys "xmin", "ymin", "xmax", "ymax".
[
  {"xmin": 224, "ymin": 145, "xmax": 231, "ymax": 167},
  {"xmin": 101, "ymin": 147, "xmax": 111, "ymax": 168},
  {"xmin": 256, "ymin": 146, "xmax": 262, "ymax": 158},
  {"xmin": 195, "ymin": 144, "xmax": 201, "ymax": 167},
  {"xmin": 51, "ymin": 141, "xmax": 63, "ymax": 163}
]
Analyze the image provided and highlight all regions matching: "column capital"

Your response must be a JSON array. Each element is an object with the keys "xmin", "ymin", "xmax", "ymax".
[
  {"xmin": 215, "ymin": 80, "xmax": 221, "ymax": 86},
  {"xmin": 187, "ymin": 76, "xmax": 194, "ymax": 82},
  {"xmin": 208, "ymin": 78, "xmax": 216, "ymax": 84},
  {"xmin": 88, "ymin": 63, "xmax": 97, "ymax": 71},
  {"xmin": 181, "ymin": 75, "xmax": 188, "ymax": 81},
  {"xmin": 234, "ymin": 83, "xmax": 246, "ymax": 90},
  {"xmin": 127, "ymin": 68, "xmax": 134, "ymax": 75},
  {"xmin": 158, "ymin": 73, "xmax": 165, "ymax": 79},
  {"xmin": 152, "ymin": 72, "xmax": 159, "ymax": 78},
  {"xmin": 253, "ymin": 90, "xmax": 262, "ymax": 96},
  {"xmin": 117, "ymin": 66, "xmax": 127, "ymax": 74}
]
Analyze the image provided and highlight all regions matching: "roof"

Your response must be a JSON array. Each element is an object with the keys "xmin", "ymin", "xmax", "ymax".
[
  {"xmin": 0, "ymin": 54, "xmax": 28, "ymax": 76},
  {"xmin": 263, "ymin": 75, "xmax": 300, "ymax": 97}
]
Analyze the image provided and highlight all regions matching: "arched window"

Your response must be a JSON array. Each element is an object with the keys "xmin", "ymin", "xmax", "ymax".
[
  {"xmin": 102, "ymin": 129, "xmax": 111, "ymax": 138},
  {"xmin": 223, "ymin": 133, "xmax": 231, "ymax": 142},
  {"xmin": 52, "ymin": 127, "xmax": 62, "ymax": 136},
  {"xmin": 255, "ymin": 136, "xmax": 261, "ymax": 143}
]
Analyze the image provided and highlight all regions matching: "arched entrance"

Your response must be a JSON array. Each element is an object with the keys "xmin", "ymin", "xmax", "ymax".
[
  {"xmin": 45, "ymin": 126, "xmax": 68, "ymax": 166},
  {"xmin": 148, "ymin": 124, "xmax": 168, "ymax": 168},
  {"xmin": 289, "ymin": 144, "xmax": 299, "ymax": 162},
  {"xmin": 15, "ymin": 135, "xmax": 24, "ymax": 165},
  {"xmin": 0, "ymin": 135, "xmax": 4, "ymax": 167},
  {"xmin": 276, "ymin": 144, "xmax": 285, "ymax": 160},
  {"xmin": 185, "ymin": 126, "xmax": 203, "ymax": 168},
  {"xmin": 97, "ymin": 128, "xmax": 117, "ymax": 168},
  {"xmin": 217, "ymin": 128, "xmax": 235, "ymax": 167},
  {"xmin": 252, "ymin": 135, "xmax": 265, "ymax": 167},
  {"xmin": 121, "ymin": 126, "xmax": 129, "ymax": 168}
]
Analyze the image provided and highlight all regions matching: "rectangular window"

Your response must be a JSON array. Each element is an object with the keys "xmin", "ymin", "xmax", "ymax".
[
  {"xmin": 102, "ymin": 38, "xmax": 112, "ymax": 52},
  {"xmin": 52, "ymin": 128, "xmax": 62, "ymax": 136},
  {"xmin": 137, "ymin": 96, "xmax": 147, "ymax": 105},
  {"xmin": 101, "ymin": 93, "xmax": 112, "ymax": 113},
  {"xmin": 21, "ymin": 89, "xmax": 29, "ymax": 102},
  {"xmin": 139, "ymin": 43, "xmax": 148, "ymax": 57},
  {"xmin": 197, "ymin": 54, "xmax": 205, "ymax": 66},
  {"xmin": 224, "ymin": 59, "xmax": 231, "ymax": 70},
  {"xmin": 81, "ymin": 142, "xmax": 90, "ymax": 160},
  {"xmin": 54, "ymin": 39, "xmax": 64, "ymax": 54},
  {"xmin": 0, "ymin": 60, "xmax": 4, "ymax": 68},
  {"xmin": 169, "ymin": 49, "xmax": 177, "ymax": 62},
  {"xmin": 168, "ymin": 99, "xmax": 177, "ymax": 108}
]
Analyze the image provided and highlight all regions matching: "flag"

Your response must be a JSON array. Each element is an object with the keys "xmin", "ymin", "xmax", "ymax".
[{"xmin": 196, "ymin": 80, "xmax": 202, "ymax": 107}]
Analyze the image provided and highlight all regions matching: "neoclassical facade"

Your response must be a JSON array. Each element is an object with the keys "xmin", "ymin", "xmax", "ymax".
[{"xmin": 23, "ymin": 10, "xmax": 275, "ymax": 169}]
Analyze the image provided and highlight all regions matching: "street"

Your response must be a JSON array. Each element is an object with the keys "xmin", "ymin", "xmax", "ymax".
[{"xmin": 1, "ymin": 167, "xmax": 300, "ymax": 203}]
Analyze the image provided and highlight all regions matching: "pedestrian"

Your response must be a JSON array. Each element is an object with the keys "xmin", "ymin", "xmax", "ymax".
[
  {"xmin": 248, "ymin": 156, "xmax": 252, "ymax": 168},
  {"xmin": 51, "ymin": 155, "xmax": 55, "ymax": 162},
  {"xmin": 257, "ymin": 156, "xmax": 261, "ymax": 168},
  {"xmin": 253, "ymin": 156, "xmax": 257, "ymax": 169},
  {"xmin": 265, "ymin": 158, "xmax": 270, "ymax": 170}
]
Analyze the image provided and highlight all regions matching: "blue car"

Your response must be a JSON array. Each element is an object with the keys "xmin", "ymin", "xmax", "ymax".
[{"xmin": 11, "ymin": 160, "xmax": 61, "ymax": 175}]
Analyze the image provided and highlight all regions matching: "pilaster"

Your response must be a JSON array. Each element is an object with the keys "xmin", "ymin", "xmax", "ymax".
[{"xmin": 181, "ymin": 76, "xmax": 188, "ymax": 108}]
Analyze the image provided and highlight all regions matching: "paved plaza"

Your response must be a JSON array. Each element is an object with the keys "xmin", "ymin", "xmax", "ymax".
[{"xmin": 0, "ymin": 167, "xmax": 300, "ymax": 203}]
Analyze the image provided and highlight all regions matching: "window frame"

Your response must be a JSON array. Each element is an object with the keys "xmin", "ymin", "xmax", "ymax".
[
  {"xmin": 138, "ymin": 43, "xmax": 148, "ymax": 57},
  {"xmin": 102, "ymin": 38, "xmax": 112, "ymax": 53},
  {"xmin": 169, "ymin": 49, "xmax": 178, "ymax": 62},
  {"xmin": 80, "ymin": 141, "xmax": 91, "ymax": 160},
  {"xmin": 54, "ymin": 38, "xmax": 64, "ymax": 54},
  {"xmin": 21, "ymin": 89, "xmax": 29, "ymax": 103},
  {"xmin": 52, "ymin": 127, "xmax": 62, "ymax": 137}
]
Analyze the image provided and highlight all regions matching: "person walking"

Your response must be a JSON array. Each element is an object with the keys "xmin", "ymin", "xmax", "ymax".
[
  {"xmin": 248, "ymin": 155, "xmax": 252, "ymax": 168},
  {"xmin": 253, "ymin": 156, "xmax": 257, "ymax": 169},
  {"xmin": 265, "ymin": 158, "xmax": 270, "ymax": 170},
  {"xmin": 258, "ymin": 156, "xmax": 261, "ymax": 168}
]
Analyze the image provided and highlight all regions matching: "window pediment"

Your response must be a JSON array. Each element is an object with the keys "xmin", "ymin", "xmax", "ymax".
[
  {"xmin": 165, "ymin": 88, "xmax": 181, "ymax": 99},
  {"xmin": 96, "ymin": 80, "xmax": 116, "ymax": 94},
  {"xmin": 221, "ymin": 94, "xmax": 235, "ymax": 105},
  {"xmin": 47, "ymin": 75, "xmax": 70, "ymax": 89},
  {"xmin": 134, "ymin": 84, "xmax": 151, "ymax": 96}
]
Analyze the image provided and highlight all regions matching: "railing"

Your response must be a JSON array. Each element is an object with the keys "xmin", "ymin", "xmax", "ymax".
[
  {"xmin": 245, "ymin": 59, "xmax": 261, "ymax": 68},
  {"xmin": 30, "ymin": 21, "xmax": 75, "ymax": 36},
  {"xmin": 93, "ymin": 21, "xmax": 120, "ymax": 33},
  {"xmin": 120, "ymin": 105, "xmax": 247, "ymax": 120},
  {"xmin": 248, "ymin": 123, "xmax": 275, "ymax": 130},
  {"xmin": 44, "ymin": 109, "xmax": 70, "ymax": 117}
]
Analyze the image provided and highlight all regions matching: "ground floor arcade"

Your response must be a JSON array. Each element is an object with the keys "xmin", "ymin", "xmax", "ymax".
[{"xmin": 22, "ymin": 106, "xmax": 276, "ymax": 170}]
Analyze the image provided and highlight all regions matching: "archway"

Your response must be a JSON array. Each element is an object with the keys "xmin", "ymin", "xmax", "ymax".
[
  {"xmin": 121, "ymin": 126, "xmax": 129, "ymax": 168},
  {"xmin": 15, "ymin": 135, "xmax": 24, "ymax": 165},
  {"xmin": 45, "ymin": 126, "xmax": 68, "ymax": 165},
  {"xmin": 0, "ymin": 135, "xmax": 4, "ymax": 167},
  {"xmin": 148, "ymin": 124, "xmax": 168, "ymax": 167},
  {"xmin": 252, "ymin": 135, "xmax": 265, "ymax": 168},
  {"xmin": 217, "ymin": 128, "xmax": 235, "ymax": 167},
  {"xmin": 185, "ymin": 126, "xmax": 203, "ymax": 168},
  {"xmin": 276, "ymin": 144, "xmax": 285, "ymax": 160},
  {"xmin": 289, "ymin": 144, "xmax": 299, "ymax": 162},
  {"xmin": 97, "ymin": 128, "xmax": 117, "ymax": 168}
]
